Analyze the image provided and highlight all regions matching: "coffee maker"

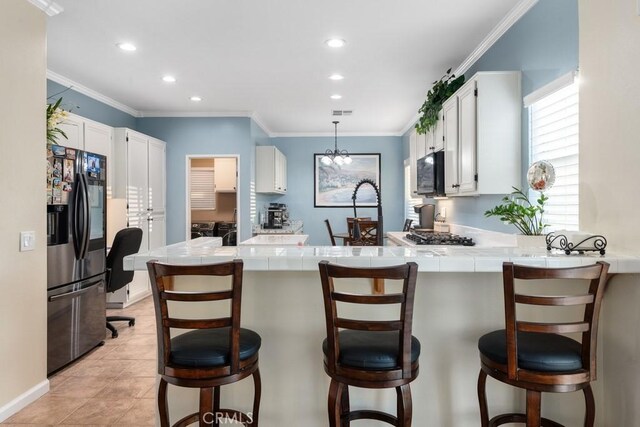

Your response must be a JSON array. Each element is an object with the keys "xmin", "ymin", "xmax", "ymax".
[
  {"xmin": 264, "ymin": 203, "xmax": 288, "ymax": 229},
  {"xmin": 413, "ymin": 204, "xmax": 435, "ymax": 230}
]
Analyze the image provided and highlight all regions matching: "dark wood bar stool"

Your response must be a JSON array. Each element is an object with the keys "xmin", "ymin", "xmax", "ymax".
[
  {"xmin": 318, "ymin": 260, "xmax": 420, "ymax": 427},
  {"xmin": 147, "ymin": 259, "xmax": 261, "ymax": 427},
  {"xmin": 477, "ymin": 261, "xmax": 609, "ymax": 427}
]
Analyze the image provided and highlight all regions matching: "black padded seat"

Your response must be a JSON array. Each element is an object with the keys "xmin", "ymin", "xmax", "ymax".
[
  {"xmin": 323, "ymin": 330, "xmax": 421, "ymax": 370},
  {"xmin": 478, "ymin": 329, "xmax": 582, "ymax": 372},
  {"xmin": 171, "ymin": 327, "xmax": 261, "ymax": 368}
]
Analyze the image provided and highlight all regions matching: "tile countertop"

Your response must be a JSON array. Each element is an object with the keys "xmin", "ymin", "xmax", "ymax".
[
  {"xmin": 124, "ymin": 236, "xmax": 640, "ymax": 274},
  {"xmin": 252, "ymin": 219, "xmax": 303, "ymax": 234}
]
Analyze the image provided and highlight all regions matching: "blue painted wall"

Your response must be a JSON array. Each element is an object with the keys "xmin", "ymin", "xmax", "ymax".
[
  {"xmin": 136, "ymin": 117, "xmax": 256, "ymax": 244},
  {"xmin": 269, "ymin": 136, "xmax": 404, "ymax": 245},
  {"xmin": 406, "ymin": 0, "xmax": 578, "ymax": 233},
  {"xmin": 47, "ymin": 80, "xmax": 137, "ymax": 128}
]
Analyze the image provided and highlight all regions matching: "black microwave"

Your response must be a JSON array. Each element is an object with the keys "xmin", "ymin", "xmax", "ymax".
[{"xmin": 417, "ymin": 151, "xmax": 445, "ymax": 196}]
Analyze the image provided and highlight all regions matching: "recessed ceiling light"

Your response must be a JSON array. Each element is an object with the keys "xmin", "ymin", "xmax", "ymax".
[
  {"xmin": 325, "ymin": 38, "xmax": 346, "ymax": 48},
  {"xmin": 162, "ymin": 75, "xmax": 176, "ymax": 83},
  {"xmin": 329, "ymin": 74, "xmax": 344, "ymax": 81},
  {"xmin": 116, "ymin": 42, "xmax": 136, "ymax": 52},
  {"xmin": 330, "ymin": 94, "xmax": 342, "ymax": 100},
  {"xmin": 190, "ymin": 96, "xmax": 202, "ymax": 102}
]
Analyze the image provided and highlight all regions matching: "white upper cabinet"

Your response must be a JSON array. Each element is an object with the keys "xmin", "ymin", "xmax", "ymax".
[
  {"xmin": 256, "ymin": 146, "xmax": 287, "ymax": 194},
  {"xmin": 58, "ymin": 113, "xmax": 115, "ymax": 197},
  {"xmin": 409, "ymin": 129, "xmax": 419, "ymax": 197},
  {"xmin": 457, "ymin": 80, "xmax": 478, "ymax": 194},
  {"xmin": 443, "ymin": 97, "xmax": 459, "ymax": 195},
  {"xmin": 83, "ymin": 119, "xmax": 114, "ymax": 197},
  {"xmin": 58, "ymin": 114, "xmax": 84, "ymax": 149},
  {"xmin": 214, "ymin": 157, "xmax": 237, "ymax": 192},
  {"xmin": 432, "ymin": 110, "xmax": 445, "ymax": 152},
  {"xmin": 443, "ymin": 71, "xmax": 521, "ymax": 196}
]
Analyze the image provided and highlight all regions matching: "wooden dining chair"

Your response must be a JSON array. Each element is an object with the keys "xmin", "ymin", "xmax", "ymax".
[
  {"xmin": 146, "ymin": 259, "xmax": 261, "ymax": 427},
  {"xmin": 318, "ymin": 260, "xmax": 420, "ymax": 426},
  {"xmin": 349, "ymin": 219, "xmax": 379, "ymax": 246},
  {"xmin": 346, "ymin": 217, "xmax": 371, "ymax": 239},
  {"xmin": 477, "ymin": 261, "xmax": 609, "ymax": 427},
  {"xmin": 324, "ymin": 219, "xmax": 337, "ymax": 246}
]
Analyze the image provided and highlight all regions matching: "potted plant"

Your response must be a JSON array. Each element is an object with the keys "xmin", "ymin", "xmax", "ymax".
[
  {"xmin": 484, "ymin": 187, "xmax": 549, "ymax": 247},
  {"xmin": 415, "ymin": 68, "xmax": 465, "ymax": 134},
  {"xmin": 47, "ymin": 97, "xmax": 68, "ymax": 146}
]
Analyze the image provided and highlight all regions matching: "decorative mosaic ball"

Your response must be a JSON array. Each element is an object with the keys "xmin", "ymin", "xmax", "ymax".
[{"xmin": 527, "ymin": 160, "xmax": 556, "ymax": 192}]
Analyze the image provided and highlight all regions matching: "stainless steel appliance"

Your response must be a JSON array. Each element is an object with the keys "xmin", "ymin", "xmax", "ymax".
[
  {"xmin": 405, "ymin": 231, "xmax": 475, "ymax": 246},
  {"xmin": 46, "ymin": 146, "xmax": 107, "ymax": 374},
  {"xmin": 417, "ymin": 151, "xmax": 445, "ymax": 196},
  {"xmin": 414, "ymin": 204, "xmax": 435, "ymax": 231},
  {"xmin": 214, "ymin": 222, "xmax": 237, "ymax": 246},
  {"xmin": 191, "ymin": 222, "xmax": 215, "ymax": 239},
  {"xmin": 263, "ymin": 203, "xmax": 288, "ymax": 229}
]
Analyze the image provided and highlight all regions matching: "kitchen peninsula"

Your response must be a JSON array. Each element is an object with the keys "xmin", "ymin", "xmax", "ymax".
[{"xmin": 125, "ymin": 237, "xmax": 640, "ymax": 426}]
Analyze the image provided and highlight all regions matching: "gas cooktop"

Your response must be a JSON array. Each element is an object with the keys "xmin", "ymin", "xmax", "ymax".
[{"xmin": 405, "ymin": 231, "xmax": 475, "ymax": 246}]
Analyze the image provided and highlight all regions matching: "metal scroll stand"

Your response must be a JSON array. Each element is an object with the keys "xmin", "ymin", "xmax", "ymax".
[{"xmin": 351, "ymin": 178, "xmax": 383, "ymax": 246}]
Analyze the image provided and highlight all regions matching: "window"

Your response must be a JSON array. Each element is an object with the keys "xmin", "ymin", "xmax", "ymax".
[
  {"xmin": 527, "ymin": 72, "xmax": 579, "ymax": 231},
  {"xmin": 190, "ymin": 167, "xmax": 216, "ymax": 210},
  {"xmin": 404, "ymin": 161, "xmax": 421, "ymax": 224}
]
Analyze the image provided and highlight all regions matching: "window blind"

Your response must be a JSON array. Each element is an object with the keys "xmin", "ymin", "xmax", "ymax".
[
  {"xmin": 529, "ymin": 80, "xmax": 579, "ymax": 231},
  {"xmin": 190, "ymin": 167, "xmax": 216, "ymax": 210},
  {"xmin": 404, "ymin": 163, "xmax": 421, "ymax": 223}
]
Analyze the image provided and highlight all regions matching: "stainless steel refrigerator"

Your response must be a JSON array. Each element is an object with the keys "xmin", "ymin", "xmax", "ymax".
[{"xmin": 46, "ymin": 145, "xmax": 107, "ymax": 374}]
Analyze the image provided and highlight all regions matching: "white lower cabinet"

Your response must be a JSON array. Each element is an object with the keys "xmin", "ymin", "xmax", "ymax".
[{"xmin": 442, "ymin": 71, "xmax": 521, "ymax": 196}]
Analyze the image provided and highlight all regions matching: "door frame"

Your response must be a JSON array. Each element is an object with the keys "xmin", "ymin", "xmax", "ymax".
[{"xmin": 185, "ymin": 154, "xmax": 240, "ymax": 242}]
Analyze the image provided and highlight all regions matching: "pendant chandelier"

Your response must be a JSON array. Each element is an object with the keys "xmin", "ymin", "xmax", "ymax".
[{"xmin": 320, "ymin": 121, "xmax": 352, "ymax": 166}]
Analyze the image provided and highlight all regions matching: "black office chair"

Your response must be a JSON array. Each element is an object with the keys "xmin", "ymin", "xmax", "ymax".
[{"xmin": 106, "ymin": 227, "xmax": 143, "ymax": 338}]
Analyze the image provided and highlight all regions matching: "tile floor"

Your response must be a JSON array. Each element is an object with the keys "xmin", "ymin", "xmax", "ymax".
[{"xmin": 2, "ymin": 297, "xmax": 158, "ymax": 426}]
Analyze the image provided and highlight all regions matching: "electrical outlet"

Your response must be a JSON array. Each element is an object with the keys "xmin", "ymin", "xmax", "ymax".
[
  {"xmin": 441, "ymin": 207, "xmax": 447, "ymax": 219},
  {"xmin": 20, "ymin": 231, "xmax": 35, "ymax": 252}
]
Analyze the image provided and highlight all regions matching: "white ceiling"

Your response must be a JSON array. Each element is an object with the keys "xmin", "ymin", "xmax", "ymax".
[{"xmin": 46, "ymin": 0, "xmax": 524, "ymax": 135}]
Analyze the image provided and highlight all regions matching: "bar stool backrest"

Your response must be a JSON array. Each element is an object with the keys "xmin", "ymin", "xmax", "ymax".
[{"xmin": 318, "ymin": 261, "xmax": 418, "ymax": 378}]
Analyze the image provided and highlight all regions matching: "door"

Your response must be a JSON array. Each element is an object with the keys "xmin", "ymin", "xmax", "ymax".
[
  {"xmin": 458, "ymin": 80, "xmax": 478, "ymax": 193},
  {"xmin": 148, "ymin": 138, "xmax": 165, "ymax": 214}
]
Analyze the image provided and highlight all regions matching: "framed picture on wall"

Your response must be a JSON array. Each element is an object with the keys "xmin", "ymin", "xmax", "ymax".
[{"xmin": 314, "ymin": 153, "xmax": 381, "ymax": 207}]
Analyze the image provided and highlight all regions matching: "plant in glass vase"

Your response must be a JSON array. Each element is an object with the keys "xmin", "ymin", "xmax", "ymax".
[
  {"xmin": 484, "ymin": 187, "xmax": 549, "ymax": 236},
  {"xmin": 47, "ymin": 97, "xmax": 68, "ymax": 146}
]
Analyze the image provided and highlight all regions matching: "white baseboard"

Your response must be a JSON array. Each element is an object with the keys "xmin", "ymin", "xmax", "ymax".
[{"xmin": 0, "ymin": 379, "xmax": 50, "ymax": 423}]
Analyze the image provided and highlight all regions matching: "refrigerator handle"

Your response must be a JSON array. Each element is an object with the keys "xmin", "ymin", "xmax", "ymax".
[
  {"xmin": 72, "ymin": 173, "xmax": 83, "ymax": 259},
  {"xmin": 48, "ymin": 285, "xmax": 93, "ymax": 301},
  {"xmin": 81, "ymin": 174, "xmax": 91, "ymax": 259}
]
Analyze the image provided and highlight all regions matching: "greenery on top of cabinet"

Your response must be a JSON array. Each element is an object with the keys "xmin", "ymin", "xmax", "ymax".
[{"xmin": 415, "ymin": 68, "xmax": 465, "ymax": 134}]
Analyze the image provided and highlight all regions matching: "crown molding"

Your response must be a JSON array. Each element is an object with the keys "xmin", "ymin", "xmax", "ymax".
[
  {"xmin": 399, "ymin": 112, "xmax": 420, "ymax": 137},
  {"xmin": 400, "ymin": 0, "xmax": 539, "ymax": 135},
  {"xmin": 47, "ymin": 70, "xmax": 140, "ymax": 117},
  {"xmin": 139, "ymin": 111, "xmax": 252, "ymax": 118},
  {"xmin": 27, "ymin": 0, "xmax": 63, "ymax": 16},
  {"xmin": 249, "ymin": 113, "xmax": 274, "ymax": 137},
  {"xmin": 270, "ymin": 131, "xmax": 401, "ymax": 138},
  {"xmin": 454, "ymin": 0, "xmax": 539, "ymax": 76}
]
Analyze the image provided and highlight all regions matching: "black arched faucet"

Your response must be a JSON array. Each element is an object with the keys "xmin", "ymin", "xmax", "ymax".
[{"xmin": 351, "ymin": 178, "xmax": 383, "ymax": 246}]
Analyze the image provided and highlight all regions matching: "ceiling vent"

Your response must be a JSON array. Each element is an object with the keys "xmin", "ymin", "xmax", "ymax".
[{"xmin": 332, "ymin": 110, "xmax": 353, "ymax": 116}]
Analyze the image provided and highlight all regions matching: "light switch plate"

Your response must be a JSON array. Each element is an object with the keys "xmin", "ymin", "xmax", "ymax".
[{"xmin": 20, "ymin": 231, "xmax": 35, "ymax": 252}]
